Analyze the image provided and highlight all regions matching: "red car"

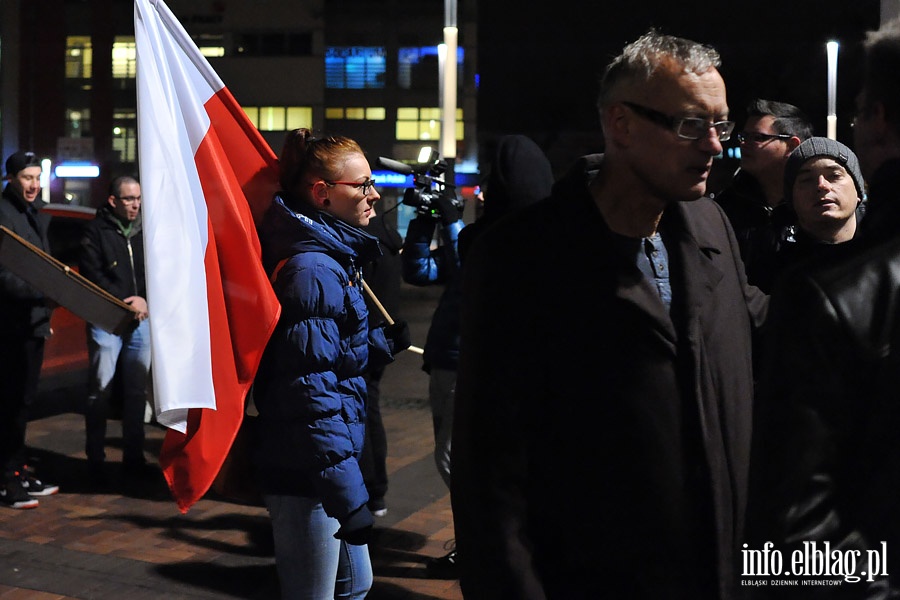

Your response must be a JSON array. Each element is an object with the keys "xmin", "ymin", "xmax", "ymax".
[{"xmin": 40, "ymin": 203, "xmax": 96, "ymax": 382}]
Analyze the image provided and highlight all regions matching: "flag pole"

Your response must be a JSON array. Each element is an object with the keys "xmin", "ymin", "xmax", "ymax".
[{"xmin": 361, "ymin": 280, "xmax": 424, "ymax": 355}]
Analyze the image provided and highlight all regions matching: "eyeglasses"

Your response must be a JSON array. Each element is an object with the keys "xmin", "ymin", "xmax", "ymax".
[
  {"xmin": 737, "ymin": 132, "xmax": 793, "ymax": 144},
  {"xmin": 116, "ymin": 195, "xmax": 142, "ymax": 204},
  {"xmin": 621, "ymin": 101, "xmax": 735, "ymax": 142},
  {"xmin": 324, "ymin": 178, "xmax": 377, "ymax": 195}
]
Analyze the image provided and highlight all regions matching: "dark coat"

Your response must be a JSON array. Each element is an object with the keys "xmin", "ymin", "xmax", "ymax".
[
  {"xmin": 452, "ymin": 154, "xmax": 767, "ymax": 600},
  {"xmin": 79, "ymin": 204, "xmax": 146, "ymax": 301},
  {"xmin": 715, "ymin": 169, "xmax": 797, "ymax": 294},
  {"xmin": 748, "ymin": 159, "xmax": 900, "ymax": 598},
  {"xmin": 401, "ymin": 215, "xmax": 463, "ymax": 371},
  {"xmin": 253, "ymin": 196, "xmax": 394, "ymax": 535},
  {"xmin": 0, "ymin": 185, "xmax": 52, "ymax": 338},
  {"xmin": 405, "ymin": 134, "xmax": 555, "ymax": 372}
]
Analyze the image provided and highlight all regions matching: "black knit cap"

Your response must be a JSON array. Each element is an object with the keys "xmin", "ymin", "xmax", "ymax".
[
  {"xmin": 783, "ymin": 137, "xmax": 865, "ymax": 204},
  {"xmin": 5, "ymin": 151, "xmax": 40, "ymax": 178}
]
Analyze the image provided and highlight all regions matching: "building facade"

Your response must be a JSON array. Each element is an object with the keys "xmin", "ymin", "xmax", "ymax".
[{"xmin": 0, "ymin": 0, "xmax": 478, "ymax": 229}]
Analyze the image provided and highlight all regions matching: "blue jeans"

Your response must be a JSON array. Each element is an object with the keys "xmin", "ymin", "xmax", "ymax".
[
  {"xmin": 265, "ymin": 494, "xmax": 372, "ymax": 600},
  {"xmin": 85, "ymin": 319, "xmax": 151, "ymax": 465}
]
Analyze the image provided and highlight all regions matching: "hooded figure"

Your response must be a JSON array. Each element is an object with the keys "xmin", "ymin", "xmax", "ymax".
[
  {"xmin": 411, "ymin": 133, "xmax": 554, "ymax": 576},
  {"xmin": 422, "ymin": 134, "xmax": 554, "ymax": 375},
  {"xmin": 458, "ymin": 135, "xmax": 555, "ymax": 260}
]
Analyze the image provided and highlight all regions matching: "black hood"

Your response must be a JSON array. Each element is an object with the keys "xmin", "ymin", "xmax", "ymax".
[{"xmin": 483, "ymin": 135, "xmax": 554, "ymax": 221}]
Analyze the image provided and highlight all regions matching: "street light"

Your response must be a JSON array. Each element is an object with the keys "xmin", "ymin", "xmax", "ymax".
[
  {"xmin": 827, "ymin": 40, "xmax": 839, "ymax": 140},
  {"xmin": 440, "ymin": 0, "xmax": 458, "ymax": 183}
]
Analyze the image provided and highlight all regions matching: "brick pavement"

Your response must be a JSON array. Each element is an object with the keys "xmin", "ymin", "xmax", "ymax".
[{"xmin": 0, "ymin": 283, "xmax": 462, "ymax": 600}]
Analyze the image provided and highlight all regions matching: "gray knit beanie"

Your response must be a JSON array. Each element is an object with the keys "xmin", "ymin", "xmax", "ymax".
[{"xmin": 784, "ymin": 137, "xmax": 865, "ymax": 204}]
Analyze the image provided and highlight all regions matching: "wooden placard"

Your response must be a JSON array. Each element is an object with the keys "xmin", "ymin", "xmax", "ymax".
[{"xmin": 0, "ymin": 225, "xmax": 137, "ymax": 335}]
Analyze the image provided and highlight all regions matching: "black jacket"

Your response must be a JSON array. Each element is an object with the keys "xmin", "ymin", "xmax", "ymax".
[
  {"xmin": 422, "ymin": 134, "xmax": 554, "ymax": 372},
  {"xmin": 749, "ymin": 159, "xmax": 900, "ymax": 598},
  {"xmin": 0, "ymin": 185, "xmax": 52, "ymax": 338},
  {"xmin": 79, "ymin": 204, "xmax": 146, "ymax": 301},
  {"xmin": 715, "ymin": 169, "xmax": 797, "ymax": 293},
  {"xmin": 453, "ymin": 154, "xmax": 766, "ymax": 600}
]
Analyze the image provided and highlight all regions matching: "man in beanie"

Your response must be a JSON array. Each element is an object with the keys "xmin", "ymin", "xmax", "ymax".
[
  {"xmin": 746, "ymin": 19, "xmax": 900, "ymax": 595},
  {"xmin": 766, "ymin": 137, "xmax": 867, "ymax": 284},
  {"xmin": 0, "ymin": 151, "xmax": 59, "ymax": 509},
  {"xmin": 782, "ymin": 136, "xmax": 865, "ymax": 245}
]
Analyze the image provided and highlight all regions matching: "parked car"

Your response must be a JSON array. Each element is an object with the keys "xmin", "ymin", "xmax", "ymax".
[{"xmin": 40, "ymin": 203, "xmax": 96, "ymax": 381}]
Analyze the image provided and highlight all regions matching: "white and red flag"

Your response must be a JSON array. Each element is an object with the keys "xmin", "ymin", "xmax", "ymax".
[{"xmin": 134, "ymin": 0, "xmax": 281, "ymax": 512}]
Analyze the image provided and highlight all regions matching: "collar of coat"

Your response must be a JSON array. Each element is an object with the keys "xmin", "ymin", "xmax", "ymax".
[
  {"xmin": 563, "ymin": 154, "xmax": 730, "ymax": 340},
  {"xmin": 97, "ymin": 203, "xmax": 142, "ymax": 238},
  {"xmin": 260, "ymin": 195, "xmax": 382, "ymax": 273},
  {"xmin": 2, "ymin": 183, "xmax": 35, "ymax": 214}
]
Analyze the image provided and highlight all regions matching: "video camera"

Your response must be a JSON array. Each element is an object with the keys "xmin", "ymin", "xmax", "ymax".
[{"xmin": 378, "ymin": 148, "xmax": 463, "ymax": 219}]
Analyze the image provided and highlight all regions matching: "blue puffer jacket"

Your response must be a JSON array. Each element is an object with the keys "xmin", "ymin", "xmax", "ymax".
[{"xmin": 253, "ymin": 195, "xmax": 394, "ymax": 533}]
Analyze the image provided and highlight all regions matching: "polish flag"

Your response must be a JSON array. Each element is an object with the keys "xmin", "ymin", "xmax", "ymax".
[{"xmin": 134, "ymin": 0, "xmax": 281, "ymax": 512}]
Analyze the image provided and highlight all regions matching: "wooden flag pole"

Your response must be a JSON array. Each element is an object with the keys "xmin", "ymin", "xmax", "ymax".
[{"xmin": 362, "ymin": 280, "xmax": 424, "ymax": 355}]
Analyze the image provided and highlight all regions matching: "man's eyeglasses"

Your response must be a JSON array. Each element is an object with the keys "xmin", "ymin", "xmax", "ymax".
[
  {"xmin": 324, "ymin": 178, "xmax": 377, "ymax": 196},
  {"xmin": 117, "ymin": 195, "xmax": 142, "ymax": 204},
  {"xmin": 621, "ymin": 101, "xmax": 735, "ymax": 142},
  {"xmin": 737, "ymin": 132, "xmax": 793, "ymax": 144}
]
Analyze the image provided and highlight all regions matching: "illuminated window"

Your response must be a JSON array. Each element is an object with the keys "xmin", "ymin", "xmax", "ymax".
[
  {"xmin": 113, "ymin": 110, "xmax": 137, "ymax": 162},
  {"xmin": 196, "ymin": 33, "xmax": 225, "ymax": 58},
  {"xmin": 66, "ymin": 108, "xmax": 91, "ymax": 138},
  {"xmin": 286, "ymin": 107, "xmax": 312, "ymax": 130},
  {"xmin": 243, "ymin": 107, "xmax": 259, "ymax": 123},
  {"xmin": 325, "ymin": 107, "xmax": 387, "ymax": 121},
  {"xmin": 398, "ymin": 46, "xmax": 464, "ymax": 90},
  {"xmin": 243, "ymin": 106, "xmax": 312, "ymax": 131},
  {"xmin": 326, "ymin": 47, "xmax": 385, "ymax": 89},
  {"xmin": 259, "ymin": 107, "xmax": 286, "ymax": 131},
  {"xmin": 66, "ymin": 36, "xmax": 92, "ymax": 79},
  {"xmin": 396, "ymin": 107, "xmax": 464, "ymax": 141},
  {"xmin": 112, "ymin": 37, "xmax": 136, "ymax": 79}
]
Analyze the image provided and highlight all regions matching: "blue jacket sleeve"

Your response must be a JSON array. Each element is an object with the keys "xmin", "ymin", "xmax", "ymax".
[{"xmin": 401, "ymin": 215, "xmax": 463, "ymax": 285}]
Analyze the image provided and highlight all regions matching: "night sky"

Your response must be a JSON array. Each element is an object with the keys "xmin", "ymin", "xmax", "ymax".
[{"xmin": 477, "ymin": 0, "xmax": 881, "ymax": 162}]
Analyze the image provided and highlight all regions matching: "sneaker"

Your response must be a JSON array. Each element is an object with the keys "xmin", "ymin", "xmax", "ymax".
[
  {"xmin": 426, "ymin": 548, "xmax": 459, "ymax": 579},
  {"xmin": 0, "ymin": 477, "xmax": 40, "ymax": 509},
  {"xmin": 18, "ymin": 467, "xmax": 59, "ymax": 497},
  {"xmin": 368, "ymin": 497, "xmax": 387, "ymax": 518}
]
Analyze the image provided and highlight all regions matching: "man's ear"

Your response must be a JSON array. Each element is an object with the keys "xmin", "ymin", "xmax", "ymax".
[
  {"xmin": 602, "ymin": 103, "xmax": 632, "ymax": 149},
  {"xmin": 785, "ymin": 136, "xmax": 803, "ymax": 154},
  {"xmin": 107, "ymin": 195, "xmax": 118, "ymax": 209}
]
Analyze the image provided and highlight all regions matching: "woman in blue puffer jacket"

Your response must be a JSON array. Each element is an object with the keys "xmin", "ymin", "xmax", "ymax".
[{"xmin": 253, "ymin": 128, "xmax": 410, "ymax": 599}]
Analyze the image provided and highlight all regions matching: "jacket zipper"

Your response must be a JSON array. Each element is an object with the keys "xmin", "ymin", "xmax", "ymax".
[{"xmin": 126, "ymin": 237, "xmax": 138, "ymax": 296}]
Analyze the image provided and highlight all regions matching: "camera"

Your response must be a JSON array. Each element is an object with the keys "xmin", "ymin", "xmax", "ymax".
[{"xmin": 378, "ymin": 148, "xmax": 463, "ymax": 219}]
